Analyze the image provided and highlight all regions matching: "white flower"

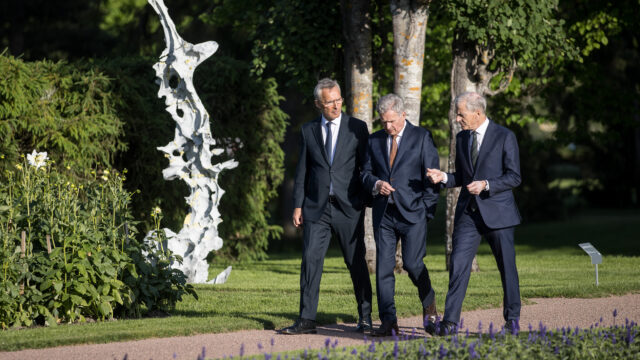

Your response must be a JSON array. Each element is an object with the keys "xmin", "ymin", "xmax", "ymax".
[
  {"xmin": 151, "ymin": 206, "xmax": 162, "ymax": 217},
  {"xmin": 27, "ymin": 150, "xmax": 48, "ymax": 169}
]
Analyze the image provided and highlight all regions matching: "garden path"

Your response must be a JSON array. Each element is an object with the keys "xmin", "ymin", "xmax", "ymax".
[{"xmin": 2, "ymin": 293, "xmax": 639, "ymax": 360}]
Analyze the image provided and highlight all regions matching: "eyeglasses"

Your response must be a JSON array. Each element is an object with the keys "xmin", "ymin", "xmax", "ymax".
[{"xmin": 321, "ymin": 98, "xmax": 343, "ymax": 107}]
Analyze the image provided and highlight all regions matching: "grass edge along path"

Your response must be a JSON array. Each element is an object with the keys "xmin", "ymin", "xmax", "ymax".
[{"xmin": 1, "ymin": 294, "xmax": 639, "ymax": 360}]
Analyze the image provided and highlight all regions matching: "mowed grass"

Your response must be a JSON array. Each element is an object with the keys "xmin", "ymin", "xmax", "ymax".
[{"xmin": 1, "ymin": 209, "xmax": 639, "ymax": 351}]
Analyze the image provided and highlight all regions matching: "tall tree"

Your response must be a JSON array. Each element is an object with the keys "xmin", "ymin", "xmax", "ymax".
[
  {"xmin": 341, "ymin": 0, "xmax": 377, "ymax": 273},
  {"xmin": 442, "ymin": 0, "xmax": 578, "ymax": 268},
  {"xmin": 390, "ymin": 0, "xmax": 432, "ymax": 272}
]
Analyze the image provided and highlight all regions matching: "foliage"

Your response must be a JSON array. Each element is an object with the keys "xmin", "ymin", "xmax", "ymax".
[
  {"xmin": 0, "ymin": 53, "xmax": 126, "ymax": 180},
  {"xmin": 444, "ymin": 0, "xmax": 579, "ymax": 74},
  {"xmin": 420, "ymin": 14, "xmax": 456, "ymax": 152},
  {"xmin": 204, "ymin": 0, "xmax": 343, "ymax": 94},
  {"xmin": 196, "ymin": 58, "xmax": 289, "ymax": 261},
  {"xmin": 0, "ymin": 155, "xmax": 196, "ymax": 329},
  {"xmin": 122, "ymin": 208, "xmax": 197, "ymax": 316}
]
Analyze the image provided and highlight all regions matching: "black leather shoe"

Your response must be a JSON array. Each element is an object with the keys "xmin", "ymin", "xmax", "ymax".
[
  {"xmin": 280, "ymin": 318, "xmax": 317, "ymax": 335},
  {"xmin": 437, "ymin": 320, "xmax": 457, "ymax": 336},
  {"xmin": 423, "ymin": 300, "xmax": 438, "ymax": 335},
  {"xmin": 372, "ymin": 319, "xmax": 399, "ymax": 337},
  {"xmin": 355, "ymin": 317, "xmax": 372, "ymax": 333},
  {"xmin": 505, "ymin": 319, "xmax": 519, "ymax": 335}
]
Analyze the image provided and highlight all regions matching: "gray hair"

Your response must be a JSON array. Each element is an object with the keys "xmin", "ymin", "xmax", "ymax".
[
  {"xmin": 377, "ymin": 93, "xmax": 404, "ymax": 115},
  {"xmin": 454, "ymin": 92, "xmax": 486, "ymax": 114},
  {"xmin": 313, "ymin": 78, "xmax": 341, "ymax": 101}
]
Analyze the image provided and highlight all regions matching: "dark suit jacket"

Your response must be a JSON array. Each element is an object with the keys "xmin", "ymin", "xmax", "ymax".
[
  {"xmin": 361, "ymin": 121, "xmax": 439, "ymax": 229},
  {"xmin": 293, "ymin": 113, "xmax": 370, "ymax": 222},
  {"xmin": 446, "ymin": 120, "xmax": 522, "ymax": 229}
]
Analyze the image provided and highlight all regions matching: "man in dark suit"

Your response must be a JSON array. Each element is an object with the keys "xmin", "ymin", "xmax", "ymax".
[
  {"xmin": 361, "ymin": 94, "xmax": 440, "ymax": 336},
  {"xmin": 280, "ymin": 78, "xmax": 373, "ymax": 335},
  {"xmin": 427, "ymin": 92, "xmax": 522, "ymax": 335}
]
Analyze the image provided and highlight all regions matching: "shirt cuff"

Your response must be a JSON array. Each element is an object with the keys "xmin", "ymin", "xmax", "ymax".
[
  {"xmin": 372, "ymin": 180, "xmax": 381, "ymax": 195},
  {"xmin": 441, "ymin": 173, "xmax": 448, "ymax": 184},
  {"xmin": 484, "ymin": 180, "xmax": 490, "ymax": 191}
]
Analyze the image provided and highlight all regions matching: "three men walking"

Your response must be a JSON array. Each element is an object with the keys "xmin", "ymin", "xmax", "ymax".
[{"xmin": 282, "ymin": 79, "xmax": 522, "ymax": 337}]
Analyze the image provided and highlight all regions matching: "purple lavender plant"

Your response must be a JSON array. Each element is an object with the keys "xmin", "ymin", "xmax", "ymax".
[
  {"xmin": 468, "ymin": 341, "xmax": 478, "ymax": 359},
  {"xmin": 438, "ymin": 344, "xmax": 448, "ymax": 359}
]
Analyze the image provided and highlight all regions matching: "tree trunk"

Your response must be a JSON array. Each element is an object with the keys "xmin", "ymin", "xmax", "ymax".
[
  {"xmin": 390, "ymin": 0, "xmax": 431, "ymax": 273},
  {"xmin": 446, "ymin": 38, "xmax": 480, "ymax": 272},
  {"xmin": 341, "ymin": 0, "xmax": 376, "ymax": 273},
  {"xmin": 391, "ymin": 0, "xmax": 430, "ymax": 125}
]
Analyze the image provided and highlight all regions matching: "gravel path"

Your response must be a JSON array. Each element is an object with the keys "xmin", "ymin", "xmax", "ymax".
[{"xmin": 2, "ymin": 293, "xmax": 638, "ymax": 360}]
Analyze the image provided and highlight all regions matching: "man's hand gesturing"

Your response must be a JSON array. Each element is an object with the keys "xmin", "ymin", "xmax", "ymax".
[{"xmin": 426, "ymin": 168, "xmax": 444, "ymax": 184}]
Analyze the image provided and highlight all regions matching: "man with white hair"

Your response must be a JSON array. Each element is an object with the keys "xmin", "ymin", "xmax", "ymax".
[
  {"xmin": 427, "ymin": 92, "xmax": 522, "ymax": 336},
  {"xmin": 362, "ymin": 93, "xmax": 440, "ymax": 336}
]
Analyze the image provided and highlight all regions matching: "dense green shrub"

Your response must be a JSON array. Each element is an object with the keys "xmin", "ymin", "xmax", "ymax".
[
  {"xmin": 0, "ymin": 155, "xmax": 196, "ymax": 329},
  {"xmin": 0, "ymin": 53, "xmax": 126, "ymax": 179}
]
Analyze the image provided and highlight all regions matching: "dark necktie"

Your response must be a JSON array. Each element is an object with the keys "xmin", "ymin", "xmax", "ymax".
[
  {"xmin": 389, "ymin": 135, "xmax": 398, "ymax": 168},
  {"xmin": 471, "ymin": 131, "xmax": 478, "ymax": 167},
  {"xmin": 325, "ymin": 121, "xmax": 333, "ymax": 164}
]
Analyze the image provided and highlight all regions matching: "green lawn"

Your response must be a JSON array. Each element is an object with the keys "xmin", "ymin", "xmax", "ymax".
[{"xmin": 1, "ymin": 209, "xmax": 639, "ymax": 351}]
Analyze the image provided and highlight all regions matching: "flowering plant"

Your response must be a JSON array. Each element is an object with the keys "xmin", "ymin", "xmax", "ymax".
[{"xmin": 26, "ymin": 150, "xmax": 48, "ymax": 169}]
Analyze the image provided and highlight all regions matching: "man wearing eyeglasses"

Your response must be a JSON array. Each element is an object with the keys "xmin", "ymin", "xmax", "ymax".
[{"xmin": 280, "ymin": 78, "xmax": 373, "ymax": 335}]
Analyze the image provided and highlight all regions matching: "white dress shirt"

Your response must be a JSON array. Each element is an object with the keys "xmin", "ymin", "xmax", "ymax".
[
  {"xmin": 441, "ymin": 117, "xmax": 490, "ymax": 190},
  {"xmin": 322, "ymin": 114, "xmax": 341, "ymax": 195},
  {"xmin": 322, "ymin": 115, "xmax": 341, "ymax": 164},
  {"xmin": 373, "ymin": 121, "xmax": 407, "ymax": 202}
]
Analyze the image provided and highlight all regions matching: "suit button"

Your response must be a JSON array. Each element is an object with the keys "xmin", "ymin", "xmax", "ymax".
[{"xmin": 390, "ymin": 178, "xmax": 394, "ymax": 182}]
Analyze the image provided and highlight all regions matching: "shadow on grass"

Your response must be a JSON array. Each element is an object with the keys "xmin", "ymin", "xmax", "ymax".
[{"xmin": 170, "ymin": 309, "xmax": 359, "ymax": 331}]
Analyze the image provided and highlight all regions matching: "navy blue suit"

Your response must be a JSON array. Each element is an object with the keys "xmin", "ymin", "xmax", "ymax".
[
  {"xmin": 293, "ymin": 113, "xmax": 372, "ymax": 321},
  {"xmin": 362, "ymin": 121, "xmax": 439, "ymax": 322},
  {"xmin": 443, "ymin": 120, "xmax": 522, "ymax": 324}
]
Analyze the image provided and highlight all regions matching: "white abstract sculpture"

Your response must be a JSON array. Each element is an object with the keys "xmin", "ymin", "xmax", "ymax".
[{"xmin": 147, "ymin": 0, "xmax": 238, "ymax": 283}]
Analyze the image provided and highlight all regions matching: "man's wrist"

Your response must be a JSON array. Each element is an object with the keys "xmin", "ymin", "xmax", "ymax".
[{"xmin": 372, "ymin": 180, "xmax": 381, "ymax": 195}]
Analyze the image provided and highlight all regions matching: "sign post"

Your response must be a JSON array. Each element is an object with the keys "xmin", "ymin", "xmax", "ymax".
[{"xmin": 579, "ymin": 242, "xmax": 602, "ymax": 286}]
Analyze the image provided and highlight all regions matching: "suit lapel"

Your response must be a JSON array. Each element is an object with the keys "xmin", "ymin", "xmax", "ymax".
[
  {"xmin": 390, "ymin": 121, "xmax": 413, "ymax": 174},
  {"xmin": 311, "ymin": 117, "xmax": 330, "ymax": 165}
]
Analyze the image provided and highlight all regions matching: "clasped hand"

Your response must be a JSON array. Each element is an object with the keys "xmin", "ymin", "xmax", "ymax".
[{"xmin": 375, "ymin": 180, "xmax": 395, "ymax": 196}]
